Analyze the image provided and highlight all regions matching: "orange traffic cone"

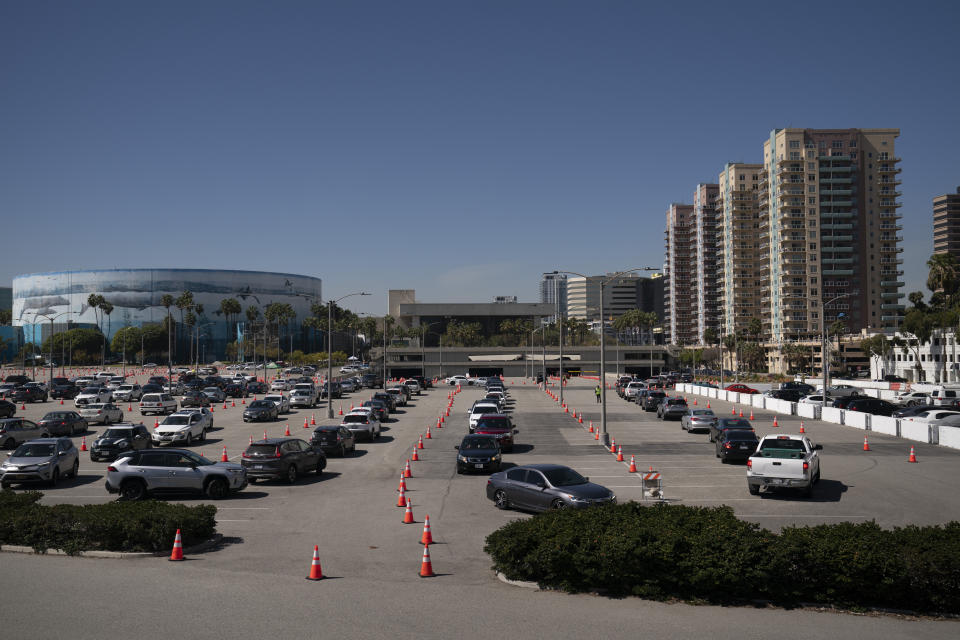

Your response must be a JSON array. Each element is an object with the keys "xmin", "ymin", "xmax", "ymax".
[
  {"xmin": 749, "ymin": 410, "xmax": 754, "ymax": 420},
  {"xmin": 578, "ymin": 414, "xmax": 583, "ymax": 424},
  {"xmin": 154, "ymin": 418, "xmax": 160, "ymax": 429},
  {"xmin": 628, "ymin": 455, "xmax": 637, "ymax": 473},
  {"xmin": 249, "ymin": 435, "xmax": 253, "ymax": 445},
  {"xmin": 799, "ymin": 421, "xmax": 806, "ymax": 434},
  {"xmin": 169, "ymin": 529, "xmax": 184, "ymax": 561},
  {"xmin": 594, "ymin": 429, "xmax": 599, "ymax": 440},
  {"xmin": 59, "ymin": 398, "xmax": 64, "ymax": 405},
  {"xmin": 350, "ymin": 403, "xmax": 354, "ymax": 411},
  {"xmin": 863, "ymin": 436, "xmax": 870, "ymax": 451},
  {"xmin": 310, "ymin": 414, "xmax": 316, "ymax": 425},
  {"xmin": 284, "ymin": 423, "xmax": 291, "ymax": 436},
  {"xmin": 908, "ymin": 446, "xmax": 918, "ymax": 463},
  {"xmin": 418, "ymin": 544, "xmax": 435, "ymax": 578},
  {"xmin": 79, "ymin": 436, "xmax": 87, "ymax": 451},
  {"xmin": 616, "ymin": 445, "xmax": 624, "ymax": 462},
  {"xmin": 242, "ymin": 397, "xmax": 246, "ymax": 405},
  {"xmin": 421, "ymin": 515, "xmax": 433, "ymax": 545},
  {"xmin": 411, "ymin": 447, "xmax": 420, "ymax": 462},
  {"xmin": 263, "ymin": 430, "xmax": 267, "ymax": 441},
  {"xmin": 693, "ymin": 398, "xmax": 697, "ymax": 405},
  {"xmin": 589, "ymin": 421, "xmax": 594, "ymax": 433},
  {"xmin": 338, "ymin": 403, "xmax": 343, "ymax": 415},
  {"xmin": 231, "ymin": 400, "xmax": 236, "ymax": 407},
  {"xmin": 772, "ymin": 416, "xmax": 779, "ymax": 428},
  {"xmin": 303, "ymin": 417, "xmax": 309, "ymax": 429},
  {"xmin": 417, "ymin": 435, "xmax": 424, "ymax": 449},
  {"xmin": 397, "ymin": 472, "xmax": 407, "ymax": 493},
  {"xmin": 609, "ymin": 438, "xmax": 616, "ymax": 454},
  {"xmin": 731, "ymin": 406, "xmax": 736, "ymax": 416},
  {"xmin": 223, "ymin": 402, "xmax": 227, "ymax": 410},
  {"xmin": 220, "ymin": 446, "xmax": 228, "ymax": 462},
  {"xmin": 128, "ymin": 404, "xmax": 132, "ymax": 411},
  {"xmin": 20, "ymin": 403, "xmax": 25, "ymax": 410},
  {"xmin": 397, "ymin": 483, "xmax": 408, "ymax": 507},
  {"xmin": 707, "ymin": 401, "xmax": 711, "ymax": 409},
  {"xmin": 425, "ymin": 425, "xmax": 432, "ymax": 439},
  {"xmin": 739, "ymin": 409, "xmax": 744, "ymax": 418},
  {"xmin": 404, "ymin": 460, "xmax": 412, "ymax": 478},
  {"xmin": 306, "ymin": 545, "xmax": 324, "ymax": 581},
  {"xmin": 403, "ymin": 498, "xmax": 415, "ymax": 524}
]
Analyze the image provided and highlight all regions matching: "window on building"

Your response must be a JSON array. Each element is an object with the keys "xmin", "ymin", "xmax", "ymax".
[
  {"xmin": 850, "ymin": 140, "xmax": 857, "ymax": 148},
  {"xmin": 832, "ymin": 140, "xmax": 843, "ymax": 149},
  {"xmin": 790, "ymin": 152, "xmax": 800, "ymax": 160},
  {"xmin": 790, "ymin": 140, "xmax": 800, "ymax": 149},
  {"xmin": 809, "ymin": 243, "xmax": 817, "ymax": 250},
  {"xmin": 809, "ymin": 197, "xmax": 816, "ymax": 204}
]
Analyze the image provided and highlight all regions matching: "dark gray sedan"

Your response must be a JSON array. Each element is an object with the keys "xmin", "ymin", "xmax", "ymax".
[{"xmin": 486, "ymin": 464, "xmax": 616, "ymax": 512}]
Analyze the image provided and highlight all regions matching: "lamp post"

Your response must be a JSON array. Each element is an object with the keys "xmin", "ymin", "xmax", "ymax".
[
  {"xmin": 821, "ymin": 292, "xmax": 855, "ymax": 397},
  {"xmin": 532, "ymin": 326, "xmax": 547, "ymax": 383},
  {"xmin": 550, "ymin": 267, "xmax": 659, "ymax": 446},
  {"xmin": 419, "ymin": 321, "xmax": 441, "ymax": 379},
  {"xmin": 35, "ymin": 311, "xmax": 77, "ymax": 386},
  {"xmin": 327, "ymin": 292, "xmax": 371, "ymax": 418}
]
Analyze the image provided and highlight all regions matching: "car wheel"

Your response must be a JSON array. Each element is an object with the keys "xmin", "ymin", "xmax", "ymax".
[
  {"xmin": 493, "ymin": 489, "xmax": 510, "ymax": 510},
  {"xmin": 315, "ymin": 459, "xmax": 325, "ymax": 475},
  {"xmin": 204, "ymin": 477, "xmax": 229, "ymax": 499},
  {"xmin": 802, "ymin": 484, "xmax": 813, "ymax": 498},
  {"xmin": 119, "ymin": 479, "xmax": 147, "ymax": 501},
  {"xmin": 285, "ymin": 464, "xmax": 297, "ymax": 484},
  {"xmin": 186, "ymin": 433, "xmax": 193, "ymax": 446},
  {"xmin": 104, "ymin": 416, "xmax": 112, "ymax": 426},
  {"xmin": 747, "ymin": 482, "xmax": 760, "ymax": 496},
  {"xmin": 0, "ymin": 480, "xmax": 9, "ymax": 489},
  {"xmin": 338, "ymin": 444, "xmax": 346, "ymax": 457},
  {"xmin": 551, "ymin": 499, "xmax": 567, "ymax": 510},
  {"xmin": 48, "ymin": 468, "xmax": 60, "ymax": 487},
  {"xmin": 69, "ymin": 459, "xmax": 79, "ymax": 478}
]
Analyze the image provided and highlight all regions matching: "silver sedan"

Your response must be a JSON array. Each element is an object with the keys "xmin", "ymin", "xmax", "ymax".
[{"xmin": 680, "ymin": 408, "xmax": 717, "ymax": 433}]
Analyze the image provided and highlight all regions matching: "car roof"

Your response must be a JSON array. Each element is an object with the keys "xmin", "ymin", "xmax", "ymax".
[
  {"xmin": 514, "ymin": 463, "xmax": 570, "ymax": 472},
  {"xmin": 250, "ymin": 437, "xmax": 301, "ymax": 445},
  {"xmin": 21, "ymin": 437, "xmax": 69, "ymax": 444}
]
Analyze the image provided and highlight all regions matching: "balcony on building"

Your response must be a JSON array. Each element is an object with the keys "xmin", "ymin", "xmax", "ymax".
[{"xmin": 881, "ymin": 304, "xmax": 906, "ymax": 311}]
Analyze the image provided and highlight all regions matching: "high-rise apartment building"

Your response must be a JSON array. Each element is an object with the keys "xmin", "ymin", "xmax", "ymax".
[
  {"xmin": 718, "ymin": 163, "xmax": 763, "ymax": 337},
  {"xmin": 934, "ymin": 187, "xmax": 960, "ymax": 259},
  {"xmin": 694, "ymin": 184, "xmax": 721, "ymax": 343},
  {"xmin": 759, "ymin": 128, "xmax": 903, "ymax": 343},
  {"xmin": 539, "ymin": 273, "xmax": 567, "ymax": 322},
  {"xmin": 664, "ymin": 203, "xmax": 697, "ymax": 345}
]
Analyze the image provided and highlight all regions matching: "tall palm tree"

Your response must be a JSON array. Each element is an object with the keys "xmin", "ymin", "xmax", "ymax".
[
  {"xmin": 927, "ymin": 253, "xmax": 960, "ymax": 308},
  {"xmin": 160, "ymin": 294, "xmax": 174, "ymax": 367},
  {"xmin": 101, "ymin": 300, "xmax": 114, "ymax": 366}
]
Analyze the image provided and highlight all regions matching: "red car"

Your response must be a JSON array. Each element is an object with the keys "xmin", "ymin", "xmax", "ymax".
[
  {"xmin": 724, "ymin": 384, "xmax": 759, "ymax": 394},
  {"xmin": 473, "ymin": 414, "xmax": 518, "ymax": 453}
]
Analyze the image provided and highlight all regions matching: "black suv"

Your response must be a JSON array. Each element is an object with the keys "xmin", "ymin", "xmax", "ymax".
[
  {"xmin": 90, "ymin": 423, "xmax": 153, "ymax": 461},
  {"xmin": 455, "ymin": 434, "xmax": 502, "ymax": 474},
  {"xmin": 845, "ymin": 397, "xmax": 897, "ymax": 416},
  {"xmin": 3, "ymin": 375, "xmax": 31, "ymax": 386},
  {"xmin": 309, "ymin": 426, "xmax": 356, "ymax": 457},
  {"xmin": 11, "ymin": 385, "xmax": 47, "ymax": 403},
  {"xmin": 642, "ymin": 391, "xmax": 667, "ymax": 411},
  {"xmin": 241, "ymin": 437, "xmax": 326, "ymax": 483},
  {"xmin": 50, "ymin": 382, "xmax": 79, "ymax": 399}
]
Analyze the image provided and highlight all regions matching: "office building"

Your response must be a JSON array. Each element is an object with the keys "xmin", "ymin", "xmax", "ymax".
[
  {"xmin": 934, "ymin": 187, "xmax": 960, "ymax": 259},
  {"xmin": 566, "ymin": 274, "xmax": 650, "ymax": 324},
  {"xmin": 539, "ymin": 273, "xmax": 567, "ymax": 322}
]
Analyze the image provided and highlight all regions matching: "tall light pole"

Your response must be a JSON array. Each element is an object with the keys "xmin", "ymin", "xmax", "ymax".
[
  {"xmin": 543, "ymin": 272, "xmax": 566, "ymax": 404},
  {"xmin": 419, "ymin": 321, "xmax": 441, "ymax": 379},
  {"xmin": 821, "ymin": 292, "xmax": 856, "ymax": 396},
  {"xmin": 35, "ymin": 311, "xmax": 77, "ymax": 385},
  {"xmin": 327, "ymin": 292, "xmax": 370, "ymax": 418},
  {"xmin": 551, "ymin": 267, "xmax": 658, "ymax": 446},
  {"xmin": 532, "ymin": 325, "xmax": 547, "ymax": 383}
]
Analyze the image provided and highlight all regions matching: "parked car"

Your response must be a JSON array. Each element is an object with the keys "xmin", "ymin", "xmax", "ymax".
[
  {"xmin": 455, "ymin": 434, "xmax": 502, "ymax": 474},
  {"xmin": 362, "ymin": 399, "xmax": 389, "ymax": 422},
  {"xmin": 106, "ymin": 448, "xmax": 247, "ymax": 500},
  {"xmin": 372, "ymin": 392, "xmax": 397, "ymax": 412},
  {"xmin": 780, "ymin": 381, "xmax": 816, "ymax": 395},
  {"xmin": 10, "ymin": 385, "xmax": 48, "ymax": 403},
  {"xmin": 747, "ymin": 434, "xmax": 822, "ymax": 497},
  {"xmin": 113, "ymin": 384, "xmax": 143, "ymax": 402},
  {"xmin": 402, "ymin": 379, "xmax": 422, "ymax": 396},
  {"xmin": 270, "ymin": 379, "xmax": 291, "ymax": 392},
  {"xmin": 201, "ymin": 386, "xmax": 227, "ymax": 404},
  {"xmin": 469, "ymin": 402, "xmax": 502, "ymax": 429},
  {"xmin": 75, "ymin": 385, "xmax": 111, "ymax": 407},
  {"xmin": 341, "ymin": 412, "xmax": 381, "ymax": 441},
  {"xmin": 4, "ymin": 374, "xmax": 31, "ymax": 386},
  {"xmin": 724, "ymin": 384, "xmax": 758, "ymax": 394},
  {"xmin": 486, "ymin": 464, "xmax": 616, "ymax": 512},
  {"xmin": 243, "ymin": 399, "xmax": 280, "ymax": 422},
  {"xmin": 241, "ymin": 437, "xmax": 326, "ymax": 483},
  {"xmin": 264, "ymin": 393, "xmax": 291, "ymax": 414},
  {"xmin": 89, "ymin": 423, "xmax": 153, "ymax": 461},
  {"xmin": 180, "ymin": 390, "xmax": 212, "ymax": 408},
  {"xmin": 680, "ymin": 408, "xmax": 717, "ymax": 433},
  {"xmin": 0, "ymin": 400, "xmax": 16, "ymax": 419},
  {"xmin": 339, "ymin": 378, "xmax": 358, "ymax": 393},
  {"xmin": 657, "ymin": 398, "xmax": 689, "ymax": 420},
  {"xmin": 0, "ymin": 437, "xmax": 79, "ymax": 487},
  {"xmin": 472, "ymin": 414, "xmax": 517, "ymax": 452},
  {"xmin": 894, "ymin": 391, "xmax": 930, "ymax": 407},
  {"xmin": 140, "ymin": 393, "xmax": 178, "ymax": 415},
  {"xmin": 715, "ymin": 429, "xmax": 760, "ymax": 463},
  {"xmin": 386, "ymin": 386, "xmax": 409, "ymax": 407},
  {"xmin": 247, "ymin": 380, "xmax": 269, "ymax": 394},
  {"xmin": 927, "ymin": 386, "xmax": 960, "ymax": 407},
  {"xmin": 36, "ymin": 411, "xmax": 87, "ymax": 437},
  {"xmin": 320, "ymin": 382, "xmax": 342, "ymax": 399},
  {"xmin": 882, "ymin": 374, "xmax": 907, "ymax": 383},
  {"xmin": 905, "ymin": 409, "xmax": 960, "ymax": 423},
  {"xmin": 642, "ymin": 391, "xmax": 667, "ymax": 411},
  {"xmin": 798, "ymin": 393, "xmax": 832, "ymax": 407},
  {"xmin": 0, "ymin": 418, "xmax": 48, "ymax": 449},
  {"xmin": 817, "ymin": 384, "xmax": 860, "ymax": 398},
  {"xmin": 151, "ymin": 411, "xmax": 209, "ymax": 446},
  {"xmin": 844, "ymin": 397, "xmax": 897, "ymax": 416},
  {"xmin": 709, "ymin": 417, "xmax": 754, "ymax": 443},
  {"xmin": 289, "ymin": 384, "xmax": 318, "ymax": 408},
  {"xmin": 361, "ymin": 373, "xmax": 384, "ymax": 389},
  {"xmin": 49, "ymin": 382, "xmax": 80, "ymax": 400},
  {"xmin": 309, "ymin": 425, "xmax": 357, "ymax": 457},
  {"xmin": 892, "ymin": 405, "xmax": 933, "ymax": 419},
  {"xmin": 78, "ymin": 403, "xmax": 124, "ymax": 426},
  {"xmin": 764, "ymin": 389, "xmax": 803, "ymax": 403}
]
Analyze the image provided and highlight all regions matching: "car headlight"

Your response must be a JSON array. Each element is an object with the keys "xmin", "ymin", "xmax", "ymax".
[
  {"xmin": 458, "ymin": 455, "xmax": 468, "ymax": 462},
  {"xmin": 492, "ymin": 453, "xmax": 501, "ymax": 460},
  {"xmin": 116, "ymin": 440, "xmax": 129, "ymax": 447}
]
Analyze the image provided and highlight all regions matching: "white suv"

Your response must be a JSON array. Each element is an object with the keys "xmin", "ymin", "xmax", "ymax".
[
  {"xmin": 152, "ymin": 411, "xmax": 209, "ymax": 446},
  {"xmin": 140, "ymin": 393, "xmax": 178, "ymax": 416},
  {"xmin": 75, "ymin": 386, "xmax": 113, "ymax": 407}
]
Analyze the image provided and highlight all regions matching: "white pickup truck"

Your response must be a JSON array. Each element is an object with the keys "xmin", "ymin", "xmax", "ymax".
[{"xmin": 746, "ymin": 434, "xmax": 822, "ymax": 497}]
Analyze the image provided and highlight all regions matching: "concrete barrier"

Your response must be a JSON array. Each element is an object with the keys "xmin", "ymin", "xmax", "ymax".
[
  {"xmin": 709, "ymin": 388, "xmax": 719, "ymax": 399},
  {"xmin": 844, "ymin": 410, "xmax": 870, "ymax": 430},
  {"xmin": 750, "ymin": 394, "xmax": 764, "ymax": 408},
  {"xmin": 797, "ymin": 403, "xmax": 820, "ymax": 420},
  {"xmin": 871, "ymin": 415, "xmax": 899, "ymax": 436},
  {"xmin": 821, "ymin": 406, "xmax": 844, "ymax": 425},
  {"xmin": 767, "ymin": 398, "xmax": 794, "ymax": 415},
  {"xmin": 939, "ymin": 426, "xmax": 960, "ymax": 450},
  {"xmin": 901, "ymin": 420, "xmax": 932, "ymax": 444}
]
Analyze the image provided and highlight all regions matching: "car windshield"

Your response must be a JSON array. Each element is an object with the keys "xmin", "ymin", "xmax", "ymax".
[
  {"xmin": 42, "ymin": 412, "xmax": 70, "ymax": 420},
  {"xmin": 720, "ymin": 419, "xmax": 752, "ymax": 428},
  {"xmin": 85, "ymin": 404, "xmax": 106, "ymax": 410},
  {"xmin": 248, "ymin": 401, "xmax": 272, "ymax": 409},
  {"xmin": 692, "ymin": 410, "xmax": 714, "ymax": 416},
  {"xmin": 81, "ymin": 387, "xmax": 102, "ymax": 393},
  {"xmin": 103, "ymin": 428, "xmax": 135, "ymax": 438},
  {"xmin": 541, "ymin": 467, "xmax": 588, "ymax": 487},
  {"xmin": 203, "ymin": 387, "xmax": 219, "ymax": 393},
  {"xmin": 266, "ymin": 395, "xmax": 283, "ymax": 402},
  {"xmin": 724, "ymin": 430, "xmax": 758, "ymax": 441},
  {"xmin": 473, "ymin": 405, "xmax": 499, "ymax": 414},
  {"xmin": 342, "ymin": 415, "xmax": 367, "ymax": 424},
  {"xmin": 162, "ymin": 416, "xmax": 189, "ymax": 425},
  {"xmin": 475, "ymin": 418, "xmax": 509, "ymax": 430},
  {"xmin": 461, "ymin": 438, "xmax": 497, "ymax": 450},
  {"xmin": 181, "ymin": 450, "xmax": 215, "ymax": 466},
  {"xmin": 13, "ymin": 443, "xmax": 56, "ymax": 457}
]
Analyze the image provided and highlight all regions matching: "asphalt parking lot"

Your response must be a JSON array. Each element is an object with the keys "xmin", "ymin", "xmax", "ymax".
[{"xmin": 2, "ymin": 370, "xmax": 958, "ymax": 638}]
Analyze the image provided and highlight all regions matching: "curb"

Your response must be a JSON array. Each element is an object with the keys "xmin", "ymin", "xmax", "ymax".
[
  {"xmin": 495, "ymin": 571, "xmax": 540, "ymax": 590},
  {"xmin": 0, "ymin": 534, "xmax": 223, "ymax": 559}
]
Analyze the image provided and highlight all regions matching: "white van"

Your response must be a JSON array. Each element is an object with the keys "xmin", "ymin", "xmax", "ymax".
[{"xmin": 927, "ymin": 386, "xmax": 960, "ymax": 407}]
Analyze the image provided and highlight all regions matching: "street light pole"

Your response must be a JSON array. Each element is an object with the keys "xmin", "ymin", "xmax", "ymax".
[
  {"xmin": 821, "ymin": 292, "xmax": 855, "ymax": 397},
  {"xmin": 36, "ymin": 311, "xmax": 77, "ymax": 386},
  {"xmin": 327, "ymin": 292, "xmax": 370, "ymax": 419}
]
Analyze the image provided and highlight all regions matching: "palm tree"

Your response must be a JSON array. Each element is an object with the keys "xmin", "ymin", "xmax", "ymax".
[
  {"xmin": 101, "ymin": 300, "xmax": 114, "ymax": 366},
  {"xmin": 927, "ymin": 253, "xmax": 959, "ymax": 301},
  {"xmin": 175, "ymin": 291, "xmax": 194, "ymax": 363},
  {"xmin": 160, "ymin": 294, "xmax": 174, "ymax": 366},
  {"xmin": 220, "ymin": 297, "xmax": 242, "ymax": 346}
]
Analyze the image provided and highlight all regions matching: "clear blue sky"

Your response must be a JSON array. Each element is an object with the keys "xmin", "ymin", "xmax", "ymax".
[{"xmin": 2, "ymin": 1, "xmax": 957, "ymax": 316}]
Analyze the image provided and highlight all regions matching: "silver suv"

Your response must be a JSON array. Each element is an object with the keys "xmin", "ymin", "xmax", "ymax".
[
  {"xmin": 1, "ymin": 437, "xmax": 79, "ymax": 487},
  {"xmin": 106, "ymin": 448, "xmax": 247, "ymax": 500},
  {"xmin": 0, "ymin": 418, "xmax": 48, "ymax": 449}
]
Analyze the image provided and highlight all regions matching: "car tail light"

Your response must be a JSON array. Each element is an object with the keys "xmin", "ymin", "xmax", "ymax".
[
  {"xmin": 242, "ymin": 451, "xmax": 250, "ymax": 458},
  {"xmin": 724, "ymin": 443, "xmax": 732, "ymax": 449},
  {"xmin": 803, "ymin": 462, "xmax": 809, "ymax": 471},
  {"xmin": 275, "ymin": 447, "xmax": 282, "ymax": 458},
  {"xmin": 746, "ymin": 459, "xmax": 752, "ymax": 470},
  {"xmin": 97, "ymin": 410, "xmax": 102, "ymax": 414},
  {"xmin": 107, "ymin": 466, "xmax": 117, "ymax": 472}
]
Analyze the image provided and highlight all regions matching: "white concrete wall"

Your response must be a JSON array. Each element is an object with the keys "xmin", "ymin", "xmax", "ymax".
[
  {"xmin": 871, "ymin": 416, "xmax": 899, "ymax": 436},
  {"xmin": 844, "ymin": 410, "xmax": 870, "ymax": 430},
  {"xmin": 821, "ymin": 407, "xmax": 844, "ymax": 425},
  {"xmin": 939, "ymin": 426, "xmax": 960, "ymax": 450},
  {"xmin": 750, "ymin": 394, "xmax": 765, "ymax": 408},
  {"xmin": 900, "ymin": 420, "xmax": 932, "ymax": 444},
  {"xmin": 797, "ymin": 403, "xmax": 820, "ymax": 419}
]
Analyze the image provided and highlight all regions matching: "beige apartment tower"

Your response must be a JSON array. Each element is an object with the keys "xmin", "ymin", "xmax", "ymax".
[
  {"xmin": 664, "ymin": 203, "xmax": 697, "ymax": 344},
  {"xmin": 718, "ymin": 163, "xmax": 763, "ymax": 337},
  {"xmin": 759, "ymin": 128, "xmax": 903, "ymax": 344},
  {"xmin": 933, "ymin": 187, "xmax": 960, "ymax": 259}
]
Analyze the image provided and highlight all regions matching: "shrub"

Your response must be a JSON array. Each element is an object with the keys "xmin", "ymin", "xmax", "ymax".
[
  {"xmin": 0, "ymin": 490, "xmax": 217, "ymax": 555},
  {"xmin": 484, "ymin": 503, "xmax": 960, "ymax": 614}
]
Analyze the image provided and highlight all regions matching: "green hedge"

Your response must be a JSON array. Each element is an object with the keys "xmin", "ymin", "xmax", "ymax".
[
  {"xmin": 0, "ymin": 490, "xmax": 217, "ymax": 555},
  {"xmin": 484, "ymin": 503, "xmax": 960, "ymax": 614}
]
